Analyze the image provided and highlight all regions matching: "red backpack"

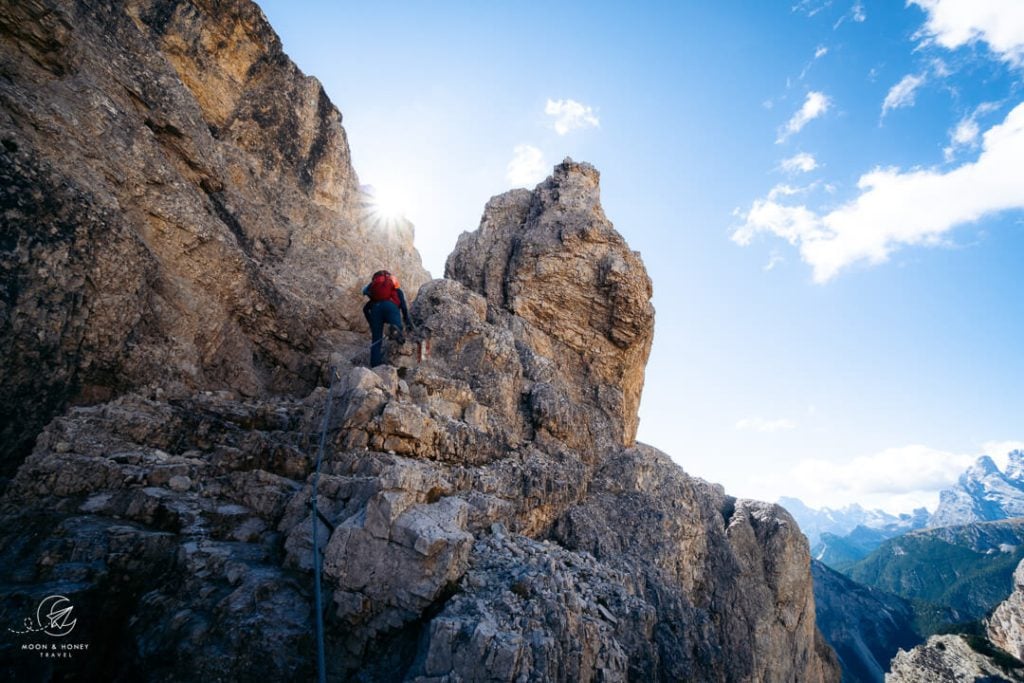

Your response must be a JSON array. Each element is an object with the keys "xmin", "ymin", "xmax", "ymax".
[{"xmin": 368, "ymin": 270, "xmax": 400, "ymax": 306}]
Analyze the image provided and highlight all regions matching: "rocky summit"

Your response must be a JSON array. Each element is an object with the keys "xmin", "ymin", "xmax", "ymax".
[
  {"xmin": 1, "ymin": 1, "xmax": 840, "ymax": 681},
  {"xmin": 928, "ymin": 452, "xmax": 1024, "ymax": 529}
]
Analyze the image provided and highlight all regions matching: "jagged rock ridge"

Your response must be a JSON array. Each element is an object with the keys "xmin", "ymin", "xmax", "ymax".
[
  {"xmin": 445, "ymin": 163, "xmax": 654, "ymax": 452},
  {"xmin": 0, "ymin": 1, "xmax": 840, "ymax": 681}
]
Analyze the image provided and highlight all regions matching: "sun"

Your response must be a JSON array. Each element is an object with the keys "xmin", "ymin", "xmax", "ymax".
[{"xmin": 363, "ymin": 183, "xmax": 410, "ymax": 226}]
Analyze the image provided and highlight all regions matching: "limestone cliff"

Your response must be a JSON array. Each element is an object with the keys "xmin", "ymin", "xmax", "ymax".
[
  {"xmin": 886, "ymin": 634, "xmax": 1024, "ymax": 682},
  {"xmin": 989, "ymin": 559, "xmax": 1024, "ymax": 661},
  {"xmin": 0, "ymin": 1, "xmax": 839, "ymax": 681},
  {"xmin": 0, "ymin": 0, "xmax": 428, "ymax": 477},
  {"xmin": 445, "ymin": 161, "xmax": 654, "ymax": 452}
]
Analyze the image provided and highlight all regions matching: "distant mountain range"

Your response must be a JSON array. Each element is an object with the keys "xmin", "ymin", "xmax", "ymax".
[
  {"xmin": 792, "ymin": 450, "xmax": 1024, "ymax": 680},
  {"xmin": 783, "ymin": 449, "xmax": 1024, "ymax": 571},
  {"xmin": 813, "ymin": 518, "xmax": 1024, "ymax": 680},
  {"xmin": 778, "ymin": 496, "xmax": 929, "ymax": 548},
  {"xmin": 814, "ymin": 525, "xmax": 921, "ymax": 572},
  {"xmin": 845, "ymin": 518, "xmax": 1024, "ymax": 635},
  {"xmin": 930, "ymin": 450, "xmax": 1024, "ymax": 528}
]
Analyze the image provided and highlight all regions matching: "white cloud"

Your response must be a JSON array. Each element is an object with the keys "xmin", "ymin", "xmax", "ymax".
[
  {"xmin": 931, "ymin": 57, "xmax": 953, "ymax": 77},
  {"xmin": 778, "ymin": 444, "xmax": 976, "ymax": 511},
  {"xmin": 545, "ymin": 99, "xmax": 600, "ymax": 135},
  {"xmin": 911, "ymin": 0, "xmax": 1024, "ymax": 67},
  {"xmin": 505, "ymin": 145, "xmax": 547, "ymax": 187},
  {"xmin": 833, "ymin": 2, "xmax": 866, "ymax": 29},
  {"xmin": 944, "ymin": 102, "xmax": 1001, "ymax": 160},
  {"xmin": 945, "ymin": 117, "xmax": 980, "ymax": 161},
  {"xmin": 778, "ymin": 91, "xmax": 831, "ymax": 142},
  {"xmin": 764, "ymin": 251, "xmax": 785, "ymax": 271},
  {"xmin": 781, "ymin": 152, "xmax": 819, "ymax": 173},
  {"xmin": 768, "ymin": 440, "xmax": 1024, "ymax": 512},
  {"xmin": 952, "ymin": 117, "xmax": 981, "ymax": 145},
  {"xmin": 735, "ymin": 417, "xmax": 798, "ymax": 433},
  {"xmin": 793, "ymin": 1, "xmax": 833, "ymax": 19},
  {"xmin": 800, "ymin": 47, "xmax": 829, "ymax": 79},
  {"xmin": 734, "ymin": 102, "xmax": 1024, "ymax": 282},
  {"xmin": 882, "ymin": 73, "xmax": 927, "ymax": 115},
  {"xmin": 766, "ymin": 182, "xmax": 822, "ymax": 200},
  {"xmin": 767, "ymin": 184, "xmax": 800, "ymax": 200},
  {"xmin": 984, "ymin": 440, "xmax": 1024, "ymax": 469}
]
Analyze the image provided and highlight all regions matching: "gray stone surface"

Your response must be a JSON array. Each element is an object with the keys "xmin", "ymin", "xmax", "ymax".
[
  {"xmin": 886, "ymin": 634, "xmax": 1024, "ymax": 682},
  {"xmin": 445, "ymin": 159, "xmax": 654, "ymax": 453},
  {"xmin": 989, "ymin": 559, "xmax": 1024, "ymax": 661}
]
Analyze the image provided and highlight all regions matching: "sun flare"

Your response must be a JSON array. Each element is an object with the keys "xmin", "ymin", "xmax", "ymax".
[{"xmin": 363, "ymin": 184, "xmax": 410, "ymax": 226}]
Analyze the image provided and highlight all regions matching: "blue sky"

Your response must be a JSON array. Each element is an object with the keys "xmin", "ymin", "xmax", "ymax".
[{"xmin": 257, "ymin": 0, "xmax": 1024, "ymax": 513}]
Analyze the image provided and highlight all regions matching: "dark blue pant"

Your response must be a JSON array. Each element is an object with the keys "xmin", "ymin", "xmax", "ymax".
[{"xmin": 368, "ymin": 300, "xmax": 403, "ymax": 367}]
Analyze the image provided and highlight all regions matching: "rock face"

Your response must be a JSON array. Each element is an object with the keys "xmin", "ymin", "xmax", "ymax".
[
  {"xmin": 988, "ymin": 559, "xmax": 1024, "ymax": 660},
  {"xmin": 812, "ymin": 560, "xmax": 920, "ymax": 683},
  {"xmin": 886, "ymin": 634, "xmax": 1024, "ymax": 682},
  {"xmin": 445, "ymin": 161, "xmax": 654, "ymax": 452},
  {"xmin": 0, "ymin": 0, "xmax": 429, "ymax": 478},
  {"xmin": 0, "ymin": 2, "xmax": 839, "ymax": 681},
  {"xmin": 929, "ymin": 453, "xmax": 1024, "ymax": 528},
  {"xmin": 0, "ymin": 160, "xmax": 840, "ymax": 680}
]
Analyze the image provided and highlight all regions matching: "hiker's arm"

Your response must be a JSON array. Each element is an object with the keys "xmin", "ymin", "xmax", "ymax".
[
  {"xmin": 362, "ymin": 283, "xmax": 370, "ymax": 297},
  {"xmin": 397, "ymin": 288, "xmax": 412, "ymax": 327}
]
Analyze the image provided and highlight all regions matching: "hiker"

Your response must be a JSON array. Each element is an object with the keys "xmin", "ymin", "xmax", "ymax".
[{"xmin": 362, "ymin": 270, "xmax": 412, "ymax": 367}]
